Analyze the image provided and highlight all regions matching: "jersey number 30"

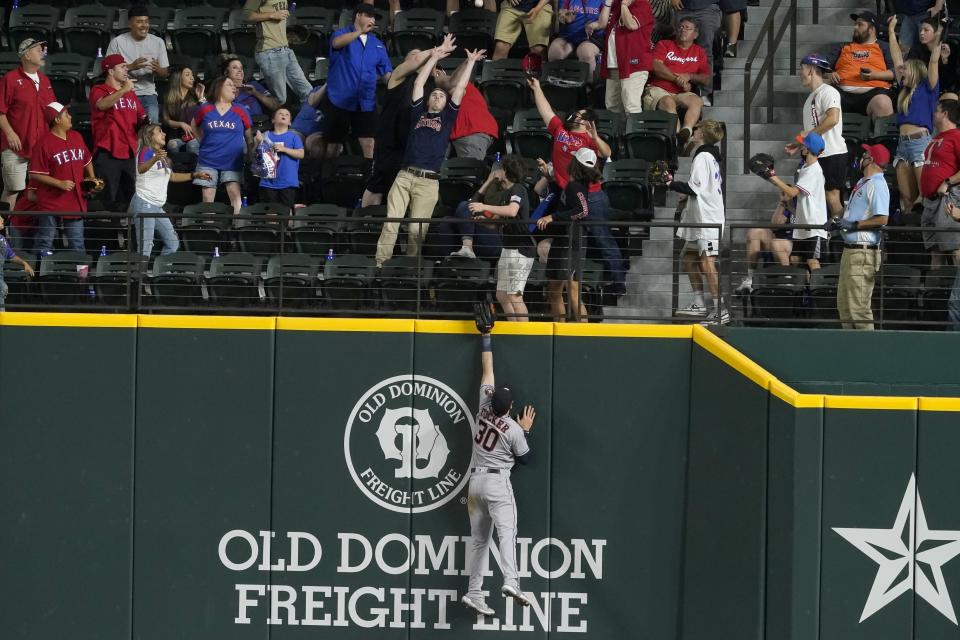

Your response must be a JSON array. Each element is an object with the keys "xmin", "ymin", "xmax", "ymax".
[{"xmin": 474, "ymin": 424, "xmax": 500, "ymax": 452}]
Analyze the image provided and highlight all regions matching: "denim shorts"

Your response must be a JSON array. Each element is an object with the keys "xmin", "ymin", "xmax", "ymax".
[
  {"xmin": 894, "ymin": 133, "xmax": 931, "ymax": 168},
  {"xmin": 193, "ymin": 166, "xmax": 242, "ymax": 188}
]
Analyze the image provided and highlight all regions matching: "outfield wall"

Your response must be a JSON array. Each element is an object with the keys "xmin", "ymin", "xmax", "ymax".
[{"xmin": 1, "ymin": 316, "xmax": 958, "ymax": 640}]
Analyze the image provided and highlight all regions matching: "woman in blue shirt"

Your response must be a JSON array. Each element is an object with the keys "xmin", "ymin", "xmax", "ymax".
[
  {"xmin": 192, "ymin": 76, "xmax": 254, "ymax": 215},
  {"xmin": 889, "ymin": 14, "xmax": 941, "ymax": 216},
  {"xmin": 547, "ymin": 0, "xmax": 606, "ymax": 77}
]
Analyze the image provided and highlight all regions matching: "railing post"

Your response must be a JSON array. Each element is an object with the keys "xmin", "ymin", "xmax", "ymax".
[
  {"xmin": 766, "ymin": 21, "xmax": 774, "ymax": 124},
  {"xmin": 790, "ymin": 3, "xmax": 797, "ymax": 75}
]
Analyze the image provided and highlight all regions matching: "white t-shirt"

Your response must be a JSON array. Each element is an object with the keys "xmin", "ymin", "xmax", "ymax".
[
  {"xmin": 677, "ymin": 147, "xmax": 725, "ymax": 241},
  {"xmin": 24, "ymin": 71, "xmax": 39, "ymax": 91},
  {"xmin": 105, "ymin": 32, "xmax": 169, "ymax": 97},
  {"xmin": 135, "ymin": 147, "xmax": 172, "ymax": 207},
  {"xmin": 803, "ymin": 83, "xmax": 845, "ymax": 158},
  {"xmin": 792, "ymin": 160, "xmax": 828, "ymax": 239}
]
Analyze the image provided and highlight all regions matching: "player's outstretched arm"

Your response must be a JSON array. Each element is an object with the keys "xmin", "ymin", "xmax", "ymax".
[{"xmin": 480, "ymin": 334, "xmax": 495, "ymax": 387}]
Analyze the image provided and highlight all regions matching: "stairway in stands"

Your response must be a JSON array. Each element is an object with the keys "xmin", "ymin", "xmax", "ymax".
[{"xmin": 605, "ymin": 0, "xmax": 863, "ymax": 322}]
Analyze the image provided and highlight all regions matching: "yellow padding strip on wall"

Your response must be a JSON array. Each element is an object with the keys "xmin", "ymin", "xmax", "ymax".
[{"xmin": 2, "ymin": 313, "xmax": 957, "ymax": 411}]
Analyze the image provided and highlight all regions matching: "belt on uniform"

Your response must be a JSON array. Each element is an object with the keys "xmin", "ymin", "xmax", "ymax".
[
  {"xmin": 899, "ymin": 130, "xmax": 929, "ymax": 140},
  {"xmin": 471, "ymin": 467, "xmax": 504, "ymax": 474},
  {"xmin": 844, "ymin": 243, "xmax": 879, "ymax": 250},
  {"xmin": 403, "ymin": 167, "xmax": 440, "ymax": 180}
]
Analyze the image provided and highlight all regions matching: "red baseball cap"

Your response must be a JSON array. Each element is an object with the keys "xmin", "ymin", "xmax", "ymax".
[
  {"xmin": 100, "ymin": 53, "xmax": 126, "ymax": 73},
  {"xmin": 861, "ymin": 143, "xmax": 890, "ymax": 167},
  {"xmin": 43, "ymin": 101, "xmax": 68, "ymax": 125}
]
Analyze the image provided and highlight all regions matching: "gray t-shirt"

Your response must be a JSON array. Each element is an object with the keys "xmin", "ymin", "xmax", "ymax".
[
  {"xmin": 471, "ymin": 384, "xmax": 530, "ymax": 469},
  {"xmin": 105, "ymin": 32, "xmax": 169, "ymax": 97}
]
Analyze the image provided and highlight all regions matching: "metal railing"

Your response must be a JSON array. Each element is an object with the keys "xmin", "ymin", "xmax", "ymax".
[{"xmin": 743, "ymin": 0, "xmax": 798, "ymax": 173}]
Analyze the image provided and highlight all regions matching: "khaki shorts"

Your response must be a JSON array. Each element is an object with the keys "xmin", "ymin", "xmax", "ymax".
[
  {"xmin": 495, "ymin": 4, "xmax": 554, "ymax": 48},
  {"xmin": 496, "ymin": 249, "xmax": 535, "ymax": 294},
  {"xmin": 642, "ymin": 86, "xmax": 700, "ymax": 112},
  {"xmin": 1, "ymin": 148, "xmax": 28, "ymax": 193}
]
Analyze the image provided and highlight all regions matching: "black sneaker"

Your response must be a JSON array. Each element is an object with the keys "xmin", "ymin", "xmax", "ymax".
[{"xmin": 724, "ymin": 42, "xmax": 737, "ymax": 58}]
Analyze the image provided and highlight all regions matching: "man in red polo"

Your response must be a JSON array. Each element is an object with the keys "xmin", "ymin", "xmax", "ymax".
[
  {"xmin": 89, "ymin": 53, "xmax": 146, "ymax": 210},
  {"xmin": 0, "ymin": 38, "xmax": 56, "ymax": 211}
]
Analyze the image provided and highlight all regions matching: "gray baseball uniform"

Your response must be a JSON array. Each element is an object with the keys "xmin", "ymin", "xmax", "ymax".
[{"xmin": 465, "ymin": 384, "xmax": 530, "ymax": 599}]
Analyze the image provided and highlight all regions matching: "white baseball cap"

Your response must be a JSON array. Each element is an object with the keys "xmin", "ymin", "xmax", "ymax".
[{"xmin": 574, "ymin": 147, "xmax": 598, "ymax": 168}]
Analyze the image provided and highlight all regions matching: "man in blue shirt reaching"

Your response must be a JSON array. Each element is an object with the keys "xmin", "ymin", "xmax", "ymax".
[
  {"xmin": 322, "ymin": 5, "xmax": 392, "ymax": 164},
  {"xmin": 374, "ymin": 47, "xmax": 487, "ymax": 267}
]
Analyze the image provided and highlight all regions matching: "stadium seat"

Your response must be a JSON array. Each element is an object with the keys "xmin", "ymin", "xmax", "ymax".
[
  {"xmin": 115, "ymin": 7, "xmax": 174, "ymax": 37},
  {"xmin": 179, "ymin": 202, "xmax": 234, "ymax": 256},
  {"xmin": 523, "ymin": 260, "xmax": 547, "ymax": 316},
  {"xmin": 875, "ymin": 264, "xmax": 922, "ymax": 329},
  {"xmin": 391, "ymin": 8, "xmax": 443, "ymax": 56},
  {"xmin": 320, "ymin": 156, "xmax": 369, "ymax": 208},
  {"xmin": 293, "ymin": 204, "xmax": 345, "ymax": 257},
  {"xmin": 264, "ymin": 253, "xmax": 320, "ymax": 309},
  {"xmin": 919, "ymin": 265, "xmax": 957, "ymax": 327},
  {"xmin": 288, "ymin": 8, "xmax": 337, "ymax": 59},
  {"xmin": 602, "ymin": 159, "xmax": 653, "ymax": 221},
  {"xmin": 808, "ymin": 263, "xmax": 841, "ymax": 327},
  {"xmin": 507, "ymin": 109, "xmax": 553, "ymax": 161},
  {"xmin": 206, "ymin": 252, "xmax": 264, "ymax": 307},
  {"xmin": 868, "ymin": 116, "xmax": 899, "ymax": 165},
  {"xmin": 749, "ymin": 265, "xmax": 807, "ymax": 325},
  {"xmin": 580, "ymin": 259, "xmax": 606, "ymax": 315},
  {"xmin": 349, "ymin": 204, "xmax": 388, "ymax": 255},
  {"xmin": 539, "ymin": 60, "xmax": 589, "ymax": 113},
  {"xmin": 309, "ymin": 56, "xmax": 329, "ymax": 84},
  {"xmin": 842, "ymin": 113, "xmax": 871, "ymax": 148},
  {"xmin": 225, "ymin": 9, "xmax": 257, "ymax": 57},
  {"xmin": 148, "ymin": 251, "xmax": 205, "ymax": 308},
  {"xmin": 323, "ymin": 254, "xmax": 377, "ymax": 311},
  {"xmin": 0, "ymin": 52, "xmax": 21, "ymax": 75},
  {"xmin": 480, "ymin": 59, "xmax": 528, "ymax": 111},
  {"xmin": 8, "ymin": 4, "xmax": 59, "ymax": 54},
  {"xmin": 168, "ymin": 54, "xmax": 206, "ymax": 80},
  {"xmin": 432, "ymin": 255, "xmax": 491, "ymax": 313},
  {"xmin": 170, "ymin": 7, "xmax": 227, "ymax": 57},
  {"xmin": 438, "ymin": 157, "xmax": 487, "ymax": 208},
  {"xmin": 236, "ymin": 202, "xmax": 290, "ymax": 257},
  {"xmin": 623, "ymin": 112, "xmax": 678, "ymax": 162},
  {"xmin": 91, "ymin": 252, "xmax": 148, "ymax": 307},
  {"xmin": 45, "ymin": 53, "xmax": 90, "ymax": 105},
  {"xmin": 378, "ymin": 255, "xmax": 433, "ymax": 313},
  {"xmin": 448, "ymin": 10, "xmax": 496, "ymax": 55},
  {"xmin": 593, "ymin": 109, "xmax": 622, "ymax": 153},
  {"xmin": 2, "ymin": 256, "xmax": 36, "ymax": 308},
  {"xmin": 38, "ymin": 250, "xmax": 91, "ymax": 306},
  {"xmin": 69, "ymin": 101, "xmax": 94, "ymax": 151},
  {"xmin": 61, "ymin": 5, "xmax": 116, "ymax": 58}
]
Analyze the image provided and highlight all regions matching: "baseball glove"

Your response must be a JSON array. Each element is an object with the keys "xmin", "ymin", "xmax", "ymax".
[
  {"xmin": 647, "ymin": 160, "xmax": 673, "ymax": 187},
  {"xmin": 81, "ymin": 177, "xmax": 104, "ymax": 194},
  {"xmin": 748, "ymin": 153, "xmax": 777, "ymax": 180},
  {"xmin": 473, "ymin": 300, "xmax": 496, "ymax": 334}
]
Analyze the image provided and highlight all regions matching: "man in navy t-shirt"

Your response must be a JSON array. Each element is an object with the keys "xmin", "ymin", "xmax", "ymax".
[{"xmin": 374, "ymin": 47, "xmax": 487, "ymax": 267}]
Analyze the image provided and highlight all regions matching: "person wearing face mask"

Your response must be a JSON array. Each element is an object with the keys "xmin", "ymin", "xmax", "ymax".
[
  {"xmin": 105, "ymin": 5, "xmax": 170, "ymax": 124},
  {"xmin": 527, "ymin": 77, "xmax": 626, "ymax": 294},
  {"xmin": 888, "ymin": 14, "xmax": 940, "ymax": 218},
  {"xmin": 374, "ymin": 47, "xmax": 485, "ymax": 268},
  {"xmin": 828, "ymin": 144, "xmax": 890, "ymax": 330}
]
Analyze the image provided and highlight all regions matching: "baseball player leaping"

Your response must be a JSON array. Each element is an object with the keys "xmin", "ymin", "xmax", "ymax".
[{"xmin": 462, "ymin": 303, "xmax": 537, "ymax": 617}]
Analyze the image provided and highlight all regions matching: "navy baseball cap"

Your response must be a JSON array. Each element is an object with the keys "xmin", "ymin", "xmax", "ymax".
[
  {"xmin": 354, "ymin": 4, "xmax": 382, "ymax": 19},
  {"xmin": 850, "ymin": 11, "xmax": 878, "ymax": 26},
  {"xmin": 492, "ymin": 386, "xmax": 513, "ymax": 416}
]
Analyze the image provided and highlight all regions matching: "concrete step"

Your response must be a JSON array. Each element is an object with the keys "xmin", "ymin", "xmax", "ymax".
[
  {"xmin": 702, "ymin": 106, "xmax": 803, "ymax": 124},
  {"xmin": 720, "ymin": 73, "xmax": 809, "ymax": 93},
  {"xmin": 723, "ymin": 122, "xmax": 806, "ymax": 140},
  {"xmin": 743, "ymin": 23, "xmax": 849, "ymax": 43},
  {"xmin": 744, "ymin": 5, "xmax": 860, "ymax": 25},
  {"xmin": 712, "ymin": 90, "xmax": 807, "ymax": 108}
]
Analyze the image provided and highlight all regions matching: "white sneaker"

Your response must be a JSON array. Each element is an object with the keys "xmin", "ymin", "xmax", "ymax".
[
  {"xmin": 702, "ymin": 94, "xmax": 713, "ymax": 107},
  {"xmin": 501, "ymin": 585, "xmax": 531, "ymax": 607},
  {"xmin": 703, "ymin": 307, "xmax": 731, "ymax": 325},
  {"xmin": 450, "ymin": 246, "xmax": 476, "ymax": 259},
  {"xmin": 736, "ymin": 277, "xmax": 753, "ymax": 293},
  {"xmin": 676, "ymin": 303, "xmax": 709, "ymax": 317},
  {"xmin": 462, "ymin": 595, "xmax": 495, "ymax": 616}
]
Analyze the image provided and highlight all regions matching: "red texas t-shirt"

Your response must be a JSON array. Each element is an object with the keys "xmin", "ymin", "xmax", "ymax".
[
  {"xmin": 29, "ymin": 130, "xmax": 92, "ymax": 216},
  {"xmin": 650, "ymin": 40, "xmax": 710, "ymax": 95},
  {"xmin": 547, "ymin": 115, "xmax": 601, "ymax": 193}
]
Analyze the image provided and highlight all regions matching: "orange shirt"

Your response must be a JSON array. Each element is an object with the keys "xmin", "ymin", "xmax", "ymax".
[{"xmin": 834, "ymin": 41, "xmax": 893, "ymax": 91}]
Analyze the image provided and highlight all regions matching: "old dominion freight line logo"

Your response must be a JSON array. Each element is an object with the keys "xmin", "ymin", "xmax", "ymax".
[{"xmin": 344, "ymin": 375, "xmax": 475, "ymax": 513}]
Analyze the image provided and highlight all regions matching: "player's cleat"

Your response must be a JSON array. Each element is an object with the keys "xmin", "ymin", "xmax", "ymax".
[
  {"xmin": 450, "ymin": 246, "xmax": 477, "ymax": 259},
  {"xmin": 501, "ymin": 585, "xmax": 531, "ymax": 607},
  {"xmin": 462, "ymin": 595, "xmax": 495, "ymax": 616},
  {"xmin": 676, "ymin": 303, "xmax": 709, "ymax": 317}
]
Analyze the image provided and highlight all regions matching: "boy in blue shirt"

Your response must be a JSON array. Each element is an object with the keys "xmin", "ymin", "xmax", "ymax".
[
  {"xmin": 255, "ymin": 106, "xmax": 305, "ymax": 208},
  {"xmin": 374, "ymin": 47, "xmax": 486, "ymax": 267}
]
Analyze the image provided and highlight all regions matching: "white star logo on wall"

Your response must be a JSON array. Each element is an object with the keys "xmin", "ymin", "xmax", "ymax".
[{"xmin": 833, "ymin": 475, "xmax": 960, "ymax": 625}]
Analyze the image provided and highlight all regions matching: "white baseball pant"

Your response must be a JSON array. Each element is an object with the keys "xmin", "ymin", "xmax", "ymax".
[{"xmin": 465, "ymin": 471, "xmax": 520, "ymax": 598}]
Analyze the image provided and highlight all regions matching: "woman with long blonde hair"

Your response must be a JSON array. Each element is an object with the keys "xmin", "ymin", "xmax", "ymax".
[{"xmin": 888, "ymin": 14, "xmax": 940, "ymax": 215}]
